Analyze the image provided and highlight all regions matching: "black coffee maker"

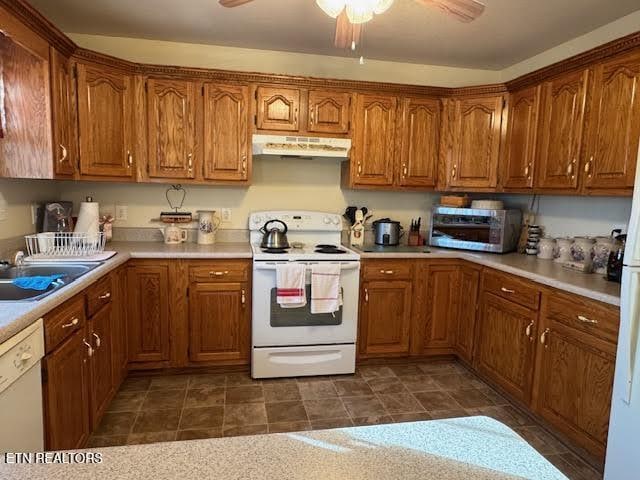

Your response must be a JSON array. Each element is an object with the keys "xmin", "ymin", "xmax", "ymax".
[{"xmin": 606, "ymin": 232, "xmax": 626, "ymax": 283}]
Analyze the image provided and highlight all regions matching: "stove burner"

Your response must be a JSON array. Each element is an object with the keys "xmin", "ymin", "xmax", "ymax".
[
  {"xmin": 315, "ymin": 244, "xmax": 336, "ymax": 249},
  {"xmin": 262, "ymin": 248, "xmax": 288, "ymax": 254},
  {"xmin": 315, "ymin": 246, "xmax": 347, "ymax": 254}
]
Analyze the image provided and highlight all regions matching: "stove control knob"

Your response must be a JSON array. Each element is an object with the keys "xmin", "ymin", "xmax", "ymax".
[
  {"xmin": 253, "ymin": 216, "xmax": 263, "ymax": 225},
  {"xmin": 323, "ymin": 216, "xmax": 331, "ymax": 224},
  {"xmin": 331, "ymin": 217, "xmax": 340, "ymax": 225}
]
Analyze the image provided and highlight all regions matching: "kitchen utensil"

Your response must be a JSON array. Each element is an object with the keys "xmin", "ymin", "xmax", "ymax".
[
  {"xmin": 159, "ymin": 224, "xmax": 188, "ymax": 245},
  {"xmin": 373, "ymin": 218, "xmax": 403, "ymax": 246},
  {"xmin": 607, "ymin": 233, "xmax": 626, "ymax": 283},
  {"xmin": 260, "ymin": 219, "xmax": 290, "ymax": 249},
  {"xmin": 350, "ymin": 210, "xmax": 365, "ymax": 247},
  {"xmin": 197, "ymin": 210, "xmax": 221, "ymax": 245},
  {"xmin": 343, "ymin": 206, "xmax": 357, "ymax": 226}
]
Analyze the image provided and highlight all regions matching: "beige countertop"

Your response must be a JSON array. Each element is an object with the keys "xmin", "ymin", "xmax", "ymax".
[{"xmin": 0, "ymin": 417, "xmax": 565, "ymax": 480}]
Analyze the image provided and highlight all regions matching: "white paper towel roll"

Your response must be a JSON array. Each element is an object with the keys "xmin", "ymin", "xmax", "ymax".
[{"xmin": 74, "ymin": 200, "xmax": 100, "ymax": 237}]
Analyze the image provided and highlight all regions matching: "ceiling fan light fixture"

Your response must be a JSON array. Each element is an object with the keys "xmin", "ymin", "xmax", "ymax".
[
  {"xmin": 345, "ymin": 2, "xmax": 374, "ymax": 24},
  {"xmin": 316, "ymin": 0, "xmax": 346, "ymax": 18},
  {"xmin": 373, "ymin": 0, "xmax": 394, "ymax": 14}
]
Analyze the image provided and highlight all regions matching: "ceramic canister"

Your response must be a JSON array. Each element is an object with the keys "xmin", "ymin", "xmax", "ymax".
[
  {"xmin": 571, "ymin": 236, "xmax": 596, "ymax": 265},
  {"xmin": 537, "ymin": 237, "xmax": 557, "ymax": 260},
  {"xmin": 554, "ymin": 237, "xmax": 574, "ymax": 263},
  {"xmin": 592, "ymin": 236, "xmax": 618, "ymax": 274},
  {"xmin": 197, "ymin": 210, "xmax": 221, "ymax": 245}
]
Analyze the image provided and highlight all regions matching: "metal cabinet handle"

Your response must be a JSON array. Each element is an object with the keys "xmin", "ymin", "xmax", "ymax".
[
  {"xmin": 61, "ymin": 317, "xmax": 79, "ymax": 329},
  {"xmin": 59, "ymin": 144, "xmax": 68, "ymax": 163},
  {"xmin": 83, "ymin": 340, "xmax": 94, "ymax": 357},
  {"xmin": 241, "ymin": 289, "xmax": 246, "ymax": 306},
  {"xmin": 566, "ymin": 159, "xmax": 576, "ymax": 178},
  {"xmin": 209, "ymin": 271, "xmax": 229, "ymax": 276},
  {"xmin": 127, "ymin": 151, "xmax": 133, "ymax": 167},
  {"xmin": 525, "ymin": 320, "xmax": 535, "ymax": 339},
  {"xmin": 293, "ymin": 108, "xmax": 298, "ymax": 125},
  {"xmin": 310, "ymin": 109, "xmax": 315, "ymax": 126},
  {"xmin": 402, "ymin": 164, "xmax": 408, "ymax": 177},
  {"xmin": 500, "ymin": 287, "xmax": 515, "ymax": 294},
  {"xmin": 357, "ymin": 161, "xmax": 362, "ymax": 175},
  {"xmin": 584, "ymin": 156, "xmax": 593, "ymax": 177},
  {"xmin": 452, "ymin": 164, "xmax": 457, "ymax": 179},
  {"xmin": 379, "ymin": 270, "xmax": 394, "ymax": 275},
  {"xmin": 540, "ymin": 328, "xmax": 550, "ymax": 346},
  {"xmin": 577, "ymin": 315, "xmax": 598, "ymax": 324},
  {"xmin": 98, "ymin": 292, "xmax": 111, "ymax": 300},
  {"xmin": 364, "ymin": 288, "xmax": 369, "ymax": 302},
  {"xmin": 188, "ymin": 153, "xmax": 193, "ymax": 172},
  {"xmin": 242, "ymin": 155, "xmax": 247, "ymax": 174},
  {"xmin": 92, "ymin": 333, "xmax": 101, "ymax": 348}
]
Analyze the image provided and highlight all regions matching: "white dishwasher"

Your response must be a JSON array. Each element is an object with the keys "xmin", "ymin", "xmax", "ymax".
[{"xmin": 0, "ymin": 318, "xmax": 45, "ymax": 453}]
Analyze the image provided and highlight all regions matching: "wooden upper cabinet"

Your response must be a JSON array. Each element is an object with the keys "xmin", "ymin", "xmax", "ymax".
[
  {"xmin": 502, "ymin": 86, "xmax": 541, "ymax": 189},
  {"xmin": 50, "ymin": 48, "xmax": 77, "ymax": 178},
  {"xmin": 535, "ymin": 69, "xmax": 589, "ymax": 191},
  {"xmin": 203, "ymin": 83, "xmax": 250, "ymax": 182},
  {"xmin": 0, "ymin": 14, "xmax": 53, "ymax": 179},
  {"xmin": 397, "ymin": 97, "xmax": 440, "ymax": 188},
  {"xmin": 76, "ymin": 63, "xmax": 135, "ymax": 178},
  {"xmin": 255, "ymin": 86, "xmax": 300, "ymax": 131},
  {"xmin": 351, "ymin": 93, "xmax": 397, "ymax": 186},
  {"xmin": 146, "ymin": 78, "xmax": 197, "ymax": 180},
  {"xmin": 583, "ymin": 51, "xmax": 640, "ymax": 193},
  {"xmin": 445, "ymin": 95, "xmax": 504, "ymax": 189},
  {"xmin": 307, "ymin": 90, "xmax": 351, "ymax": 134}
]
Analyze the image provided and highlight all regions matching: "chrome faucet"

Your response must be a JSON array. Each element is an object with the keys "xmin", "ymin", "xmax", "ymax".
[{"xmin": 12, "ymin": 251, "xmax": 25, "ymax": 267}]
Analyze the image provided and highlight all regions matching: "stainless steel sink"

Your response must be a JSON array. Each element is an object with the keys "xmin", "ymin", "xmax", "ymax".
[{"xmin": 0, "ymin": 262, "xmax": 102, "ymax": 302}]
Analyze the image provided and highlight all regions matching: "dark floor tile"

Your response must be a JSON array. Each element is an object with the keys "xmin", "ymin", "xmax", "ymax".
[
  {"xmin": 222, "ymin": 424, "xmax": 268, "ymax": 437},
  {"xmin": 94, "ymin": 411, "xmax": 137, "ymax": 436},
  {"xmin": 398, "ymin": 375, "xmax": 440, "ymax": 393},
  {"xmin": 448, "ymin": 388, "xmax": 495, "ymax": 409},
  {"xmin": 184, "ymin": 386, "xmax": 226, "ymax": 408},
  {"xmin": 189, "ymin": 374, "xmax": 227, "ymax": 389},
  {"xmin": 179, "ymin": 406, "xmax": 225, "ymax": 430},
  {"xmin": 514, "ymin": 426, "xmax": 569, "ymax": 455},
  {"xmin": 389, "ymin": 364, "xmax": 424, "ymax": 376},
  {"xmin": 107, "ymin": 391, "xmax": 147, "ymax": 412},
  {"xmin": 304, "ymin": 398, "xmax": 349, "ymax": 420},
  {"xmin": 431, "ymin": 373, "xmax": 481, "ymax": 391},
  {"xmin": 176, "ymin": 428, "xmax": 223, "ymax": 441},
  {"xmin": 377, "ymin": 393, "xmax": 424, "ymax": 414},
  {"xmin": 342, "ymin": 395, "xmax": 387, "ymax": 418},
  {"xmin": 132, "ymin": 409, "xmax": 181, "ymax": 433},
  {"xmin": 298, "ymin": 381, "xmax": 338, "ymax": 400},
  {"xmin": 264, "ymin": 382, "xmax": 301, "ymax": 402},
  {"xmin": 555, "ymin": 452, "xmax": 603, "ymax": 480},
  {"xmin": 427, "ymin": 409, "xmax": 471, "ymax": 420},
  {"xmin": 476, "ymin": 386, "xmax": 510, "ymax": 406},
  {"xmin": 141, "ymin": 389, "xmax": 186, "ymax": 410},
  {"xmin": 120, "ymin": 377, "xmax": 151, "ymax": 392},
  {"xmin": 334, "ymin": 379, "xmax": 374, "ymax": 396},
  {"xmin": 266, "ymin": 401, "xmax": 308, "ymax": 423},
  {"xmin": 357, "ymin": 366, "xmax": 396, "ymax": 379},
  {"xmin": 148, "ymin": 375, "xmax": 190, "ymax": 391},
  {"xmin": 310, "ymin": 417, "xmax": 353, "ymax": 430},
  {"xmin": 391, "ymin": 412, "xmax": 432, "ymax": 423},
  {"xmin": 413, "ymin": 390, "xmax": 462, "ymax": 411},
  {"xmin": 367, "ymin": 377, "xmax": 408, "ymax": 394},
  {"xmin": 226, "ymin": 373, "xmax": 257, "ymax": 386},
  {"xmin": 268, "ymin": 421, "xmax": 311, "ymax": 433},
  {"xmin": 351, "ymin": 415, "xmax": 394, "ymax": 426},
  {"xmin": 223, "ymin": 403, "xmax": 267, "ymax": 427},
  {"xmin": 86, "ymin": 435, "xmax": 129, "ymax": 447},
  {"xmin": 417, "ymin": 362, "xmax": 458, "ymax": 375},
  {"xmin": 466, "ymin": 405, "xmax": 535, "ymax": 429},
  {"xmin": 226, "ymin": 385, "xmax": 264, "ymax": 404},
  {"xmin": 127, "ymin": 431, "xmax": 176, "ymax": 445},
  {"xmin": 296, "ymin": 374, "xmax": 341, "ymax": 382}
]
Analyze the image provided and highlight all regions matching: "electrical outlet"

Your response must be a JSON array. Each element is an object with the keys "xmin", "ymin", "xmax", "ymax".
[
  {"xmin": 220, "ymin": 208, "xmax": 232, "ymax": 223},
  {"xmin": 115, "ymin": 205, "xmax": 128, "ymax": 221}
]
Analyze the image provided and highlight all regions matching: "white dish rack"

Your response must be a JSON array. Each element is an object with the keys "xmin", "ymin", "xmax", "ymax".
[{"xmin": 25, "ymin": 232, "xmax": 106, "ymax": 258}]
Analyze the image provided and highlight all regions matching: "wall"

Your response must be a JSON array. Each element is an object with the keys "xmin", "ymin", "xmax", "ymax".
[{"xmin": 0, "ymin": 180, "xmax": 60, "ymax": 240}]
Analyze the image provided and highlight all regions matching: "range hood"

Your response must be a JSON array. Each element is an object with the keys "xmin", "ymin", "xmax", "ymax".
[{"xmin": 252, "ymin": 134, "xmax": 351, "ymax": 159}]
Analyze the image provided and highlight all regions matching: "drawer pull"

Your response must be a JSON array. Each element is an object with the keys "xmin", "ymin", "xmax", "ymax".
[
  {"xmin": 577, "ymin": 315, "xmax": 598, "ymax": 324},
  {"xmin": 98, "ymin": 292, "xmax": 111, "ymax": 300},
  {"xmin": 525, "ymin": 320, "xmax": 535, "ymax": 337},
  {"xmin": 364, "ymin": 288, "xmax": 369, "ymax": 302},
  {"xmin": 83, "ymin": 340, "xmax": 94, "ymax": 357},
  {"xmin": 209, "ymin": 271, "xmax": 229, "ymax": 276},
  {"xmin": 241, "ymin": 289, "xmax": 246, "ymax": 305},
  {"xmin": 540, "ymin": 328, "xmax": 550, "ymax": 347},
  {"xmin": 61, "ymin": 317, "xmax": 79, "ymax": 329},
  {"xmin": 59, "ymin": 144, "xmax": 68, "ymax": 163},
  {"xmin": 93, "ymin": 333, "xmax": 101, "ymax": 348},
  {"xmin": 500, "ymin": 287, "xmax": 515, "ymax": 294},
  {"xmin": 379, "ymin": 270, "xmax": 394, "ymax": 275}
]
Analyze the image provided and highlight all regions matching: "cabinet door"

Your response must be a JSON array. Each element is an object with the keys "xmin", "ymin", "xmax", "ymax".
[
  {"xmin": 502, "ymin": 86, "xmax": 540, "ymax": 189},
  {"xmin": 203, "ymin": 83, "xmax": 250, "ymax": 181},
  {"xmin": 535, "ymin": 327, "xmax": 615, "ymax": 459},
  {"xmin": 89, "ymin": 304, "xmax": 115, "ymax": 429},
  {"xmin": 0, "ymin": 24, "xmax": 52, "ymax": 179},
  {"xmin": 359, "ymin": 280, "xmax": 412, "ymax": 357},
  {"xmin": 255, "ymin": 86, "xmax": 300, "ymax": 132},
  {"xmin": 77, "ymin": 63, "xmax": 134, "ymax": 178},
  {"xmin": 146, "ymin": 78, "xmax": 197, "ymax": 179},
  {"xmin": 50, "ymin": 48, "xmax": 77, "ymax": 178},
  {"xmin": 127, "ymin": 265, "xmax": 170, "ymax": 363},
  {"xmin": 475, "ymin": 292, "xmax": 537, "ymax": 403},
  {"xmin": 446, "ymin": 96, "xmax": 503, "ymax": 188},
  {"xmin": 307, "ymin": 90, "xmax": 351, "ymax": 134},
  {"xmin": 535, "ymin": 69, "xmax": 589, "ymax": 190},
  {"xmin": 455, "ymin": 265, "xmax": 480, "ymax": 363},
  {"xmin": 43, "ymin": 329, "xmax": 91, "ymax": 451},
  {"xmin": 397, "ymin": 97, "xmax": 440, "ymax": 188},
  {"xmin": 188, "ymin": 282, "xmax": 250, "ymax": 363},
  {"xmin": 351, "ymin": 94, "xmax": 397, "ymax": 186},
  {"xmin": 111, "ymin": 267, "xmax": 128, "ymax": 386},
  {"xmin": 421, "ymin": 264, "xmax": 459, "ymax": 353},
  {"xmin": 583, "ymin": 51, "xmax": 640, "ymax": 193}
]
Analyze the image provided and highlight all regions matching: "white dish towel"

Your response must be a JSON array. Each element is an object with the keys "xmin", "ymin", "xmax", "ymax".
[
  {"xmin": 311, "ymin": 263, "xmax": 342, "ymax": 314},
  {"xmin": 276, "ymin": 263, "xmax": 306, "ymax": 308}
]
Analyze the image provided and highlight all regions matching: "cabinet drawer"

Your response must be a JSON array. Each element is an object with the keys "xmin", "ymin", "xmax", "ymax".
[
  {"xmin": 482, "ymin": 269, "xmax": 540, "ymax": 310},
  {"xmin": 86, "ymin": 274, "xmax": 113, "ymax": 317},
  {"xmin": 189, "ymin": 261, "xmax": 249, "ymax": 283},
  {"xmin": 362, "ymin": 260, "xmax": 413, "ymax": 280},
  {"xmin": 44, "ymin": 296, "xmax": 87, "ymax": 353},
  {"xmin": 544, "ymin": 291, "xmax": 619, "ymax": 344}
]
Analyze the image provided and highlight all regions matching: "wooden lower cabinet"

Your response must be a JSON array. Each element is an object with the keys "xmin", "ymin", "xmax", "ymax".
[
  {"xmin": 88, "ymin": 304, "xmax": 115, "ymax": 429},
  {"xmin": 454, "ymin": 264, "xmax": 481, "ymax": 363}
]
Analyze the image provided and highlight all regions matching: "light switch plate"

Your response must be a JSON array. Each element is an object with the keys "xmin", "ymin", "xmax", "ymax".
[
  {"xmin": 220, "ymin": 208, "xmax": 232, "ymax": 223},
  {"xmin": 115, "ymin": 205, "xmax": 128, "ymax": 221}
]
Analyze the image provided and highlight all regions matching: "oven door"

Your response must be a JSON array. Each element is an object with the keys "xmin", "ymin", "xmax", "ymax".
[{"xmin": 252, "ymin": 261, "xmax": 360, "ymax": 347}]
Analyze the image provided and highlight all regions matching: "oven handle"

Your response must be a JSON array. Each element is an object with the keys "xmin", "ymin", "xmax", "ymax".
[{"xmin": 254, "ymin": 262, "xmax": 360, "ymax": 271}]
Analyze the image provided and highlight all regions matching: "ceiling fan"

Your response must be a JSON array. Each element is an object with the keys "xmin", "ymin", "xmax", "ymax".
[{"xmin": 219, "ymin": 0, "xmax": 485, "ymax": 49}]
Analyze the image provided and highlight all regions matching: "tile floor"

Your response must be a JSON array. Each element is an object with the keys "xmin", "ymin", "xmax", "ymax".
[{"xmin": 89, "ymin": 360, "xmax": 602, "ymax": 480}]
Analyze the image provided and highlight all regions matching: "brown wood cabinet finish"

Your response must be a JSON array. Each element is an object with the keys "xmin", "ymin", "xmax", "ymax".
[
  {"xmin": 203, "ymin": 83, "xmax": 250, "ymax": 181},
  {"xmin": 502, "ymin": 86, "xmax": 540, "ymax": 189},
  {"xmin": 255, "ymin": 86, "xmax": 300, "ymax": 132},
  {"xmin": 43, "ymin": 295, "xmax": 86, "ymax": 354},
  {"xmin": 146, "ymin": 78, "xmax": 197, "ymax": 180},
  {"xmin": 76, "ymin": 63, "xmax": 135, "ymax": 178},
  {"xmin": 88, "ymin": 304, "xmax": 115, "ymax": 429},
  {"xmin": 307, "ymin": 90, "xmax": 351, "ymax": 134},
  {"xmin": 535, "ymin": 69, "xmax": 589, "ymax": 191},
  {"xmin": 50, "ymin": 48, "xmax": 77, "ymax": 178},
  {"xmin": 455, "ymin": 264, "xmax": 481, "ymax": 363},
  {"xmin": 419, "ymin": 263, "xmax": 460, "ymax": 354},
  {"xmin": 111, "ymin": 267, "xmax": 128, "ymax": 386},
  {"xmin": 583, "ymin": 51, "xmax": 640, "ymax": 193}
]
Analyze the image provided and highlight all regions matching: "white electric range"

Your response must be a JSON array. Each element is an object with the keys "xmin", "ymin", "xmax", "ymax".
[{"xmin": 249, "ymin": 211, "xmax": 361, "ymax": 379}]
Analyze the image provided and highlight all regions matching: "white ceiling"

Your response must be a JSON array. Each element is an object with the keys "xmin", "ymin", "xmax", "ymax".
[{"xmin": 30, "ymin": 0, "xmax": 640, "ymax": 69}]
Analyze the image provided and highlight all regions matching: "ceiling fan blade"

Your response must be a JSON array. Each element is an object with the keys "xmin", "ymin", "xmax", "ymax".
[
  {"xmin": 219, "ymin": 0, "xmax": 255, "ymax": 7},
  {"xmin": 415, "ymin": 0, "xmax": 485, "ymax": 22},
  {"xmin": 334, "ymin": 11, "xmax": 362, "ymax": 49}
]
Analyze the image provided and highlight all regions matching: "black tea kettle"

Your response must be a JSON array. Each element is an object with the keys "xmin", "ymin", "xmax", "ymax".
[{"xmin": 606, "ymin": 233, "xmax": 626, "ymax": 283}]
